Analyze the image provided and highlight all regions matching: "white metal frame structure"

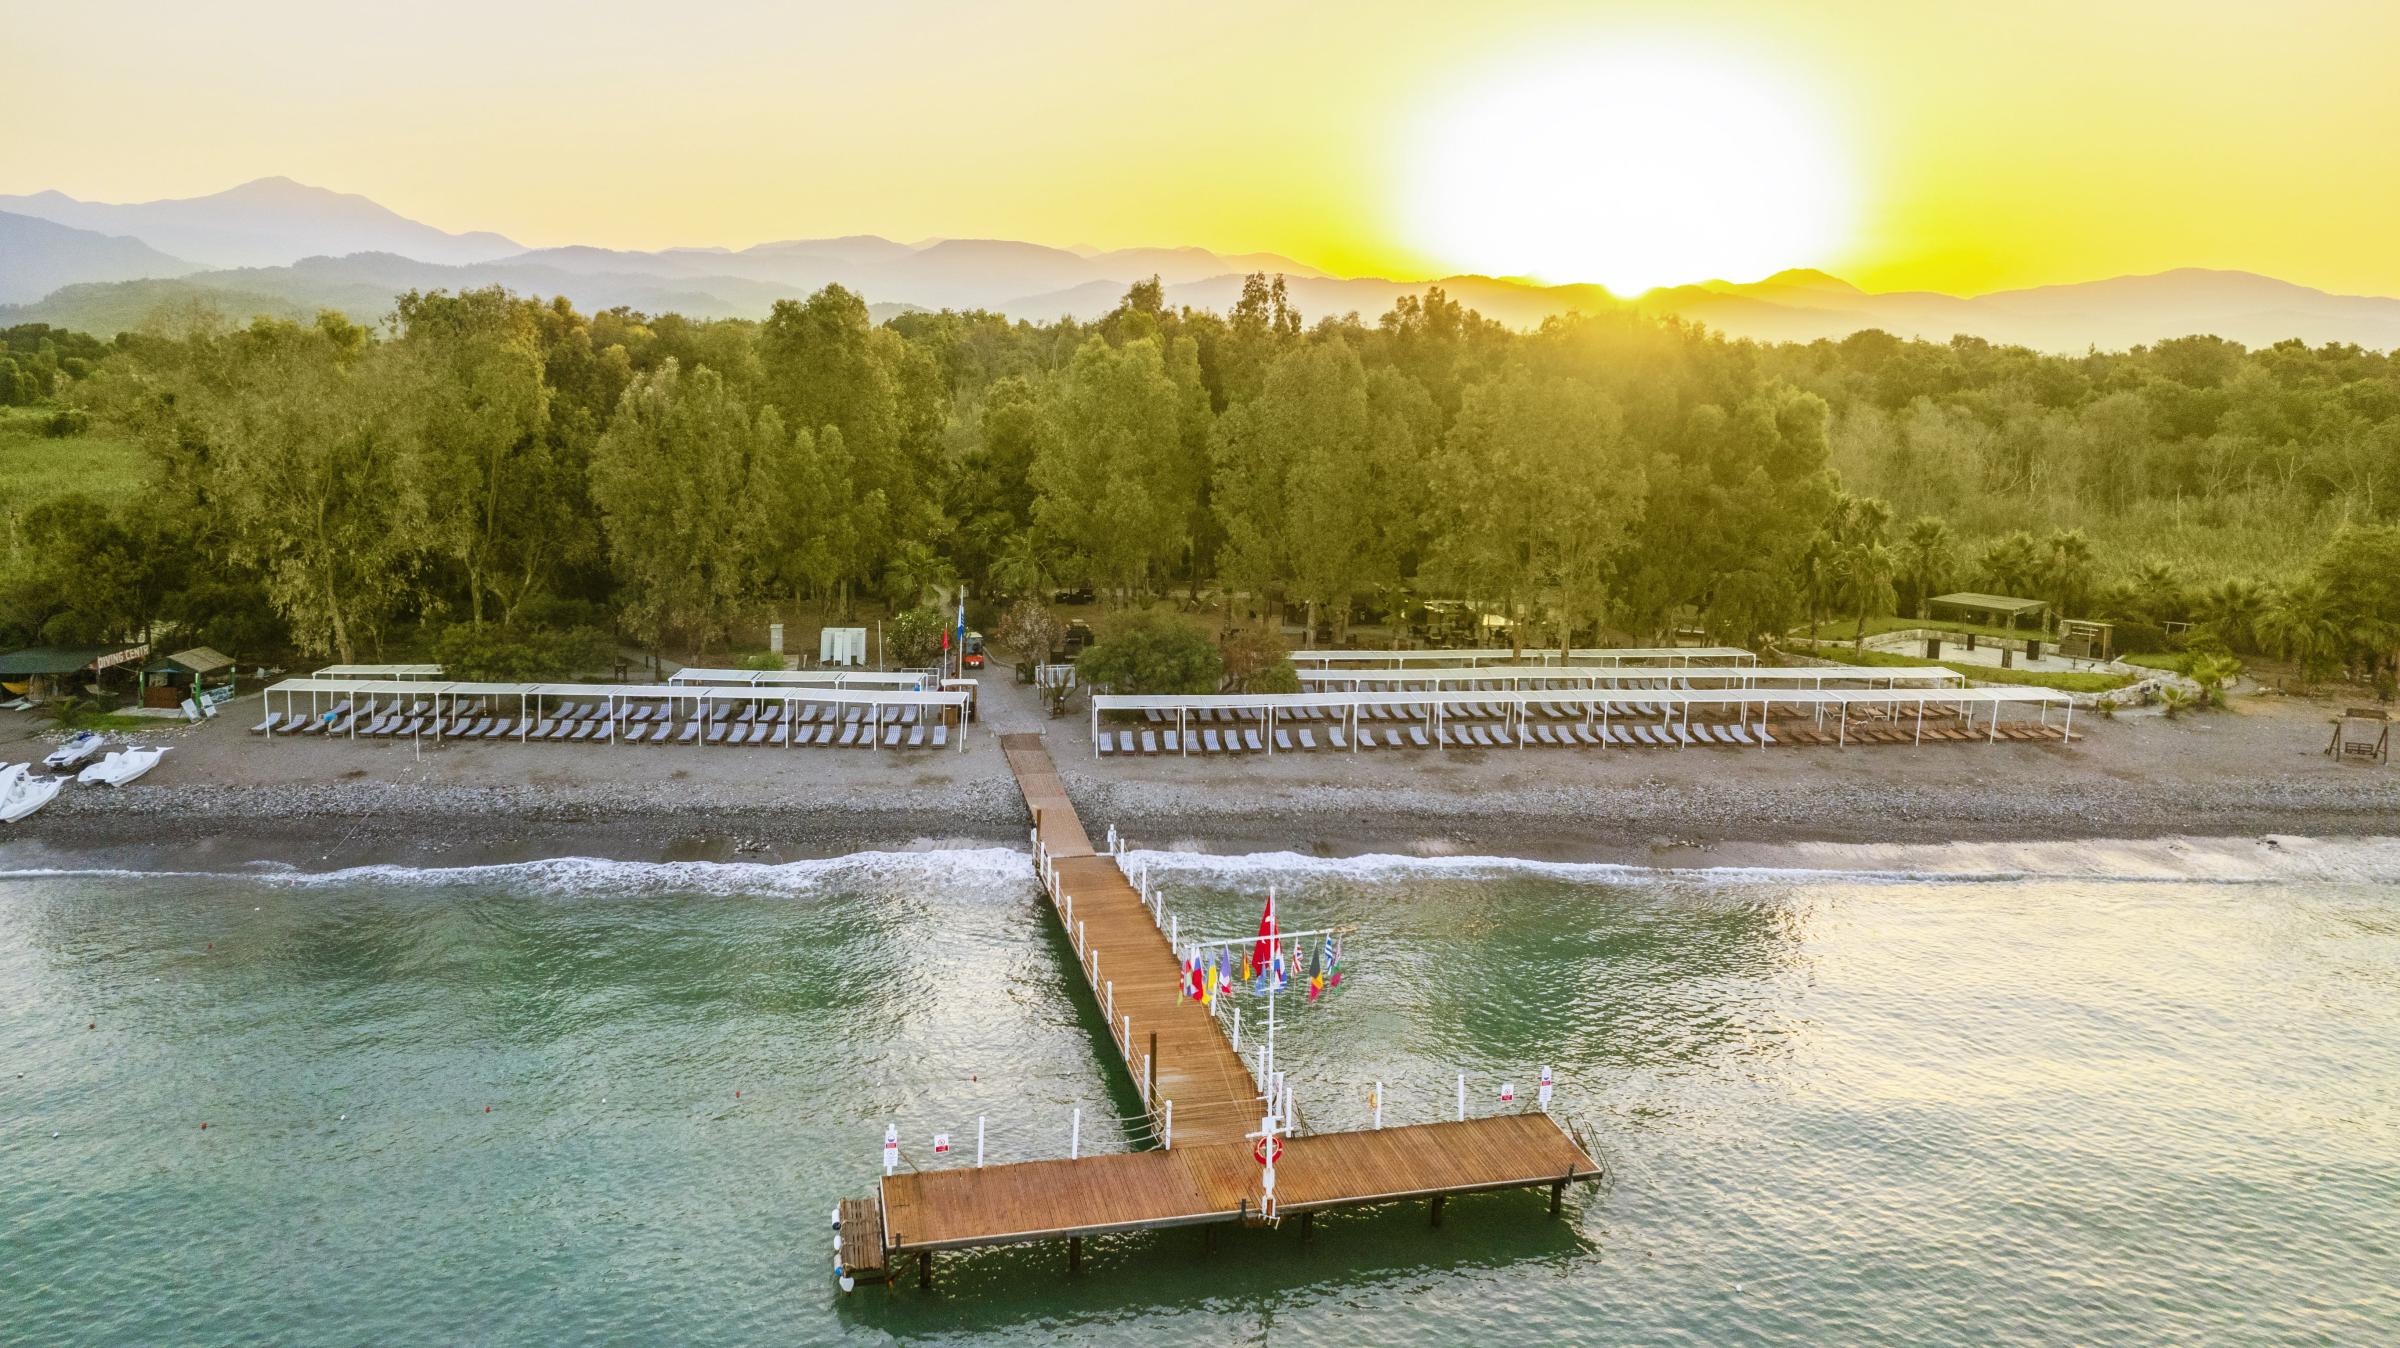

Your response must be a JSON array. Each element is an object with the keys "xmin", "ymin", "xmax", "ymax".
[
  {"xmin": 1289, "ymin": 646, "xmax": 1756, "ymax": 670},
  {"xmin": 311, "ymin": 664, "xmax": 445, "ymax": 679},
  {"xmin": 667, "ymin": 667, "xmax": 934, "ymax": 691},
  {"xmin": 1297, "ymin": 664, "xmax": 1962, "ymax": 692},
  {"xmin": 258, "ymin": 677, "xmax": 972, "ymax": 752},
  {"xmin": 1090, "ymin": 684, "xmax": 2075, "ymax": 759}
]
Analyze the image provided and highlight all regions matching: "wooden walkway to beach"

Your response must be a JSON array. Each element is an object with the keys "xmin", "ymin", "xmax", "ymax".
[{"xmin": 834, "ymin": 733, "xmax": 1599, "ymax": 1288}]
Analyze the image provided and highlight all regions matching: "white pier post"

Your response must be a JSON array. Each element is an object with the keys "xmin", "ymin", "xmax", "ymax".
[
  {"xmin": 1169, "ymin": 913, "xmax": 1177, "ymax": 947},
  {"xmin": 1077, "ymin": 919, "xmax": 1085, "ymax": 955},
  {"xmin": 1232, "ymin": 1005, "xmax": 1241, "ymax": 1051},
  {"xmin": 976, "ymin": 1115, "xmax": 985, "ymax": 1167},
  {"xmin": 1373, "ymin": 1080, "xmax": 1383, "ymax": 1130},
  {"xmin": 1122, "ymin": 1013, "xmax": 1133, "ymax": 1056},
  {"xmin": 1163, "ymin": 1099, "xmax": 1173, "ymax": 1149},
  {"xmin": 1141, "ymin": 1050, "xmax": 1150, "ymax": 1091},
  {"xmin": 1070, "ymin": 1107, "xmax": 1081, "ymax": 1160},
  {"xmin": 1457, "ymin": 1073, "xmax": 1467, "ymax": 1121},
  {"xmin": 1105, "ymin": 979, "xmax": 1114, "ymax": 1023},
  {"xmin": 883, "ymin": 1123, "xmax": 899, "ymax": 1176}
]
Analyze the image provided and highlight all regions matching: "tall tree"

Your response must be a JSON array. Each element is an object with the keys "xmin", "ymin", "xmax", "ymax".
[
  {"xmin": 1029, "ymin": 336, "xmax": 1193, "ymax": 601},
  {"xmin": 590, "ymin": 360, "xmax": 776, "ymax": 653}
]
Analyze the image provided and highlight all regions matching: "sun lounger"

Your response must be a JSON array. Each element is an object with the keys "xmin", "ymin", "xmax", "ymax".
[
  {"xmin": 1238, "ymin": 728, "xmax": 1261, "ymax": 752},
  {"xmin": 929, "ymin": 725, "xmax": 947, "ymax": 748},
  {"xmin": 1273, "ymin": 729, "xmax": 1294, "ymax": 751},
  {"xmin": 875, "ymin": 725, "xmax": 897, "ymax": 748},
  {"xmin": 1202, "ymin": 728, "xmax": 1224, "ymax": 753},
  {"xmin": 838, "ymin": 725, "xmax": 864, "ymax": 747},
  {"xmin": 1327, "ymin": 727, "xmax": 1349, "ymax": 750}
]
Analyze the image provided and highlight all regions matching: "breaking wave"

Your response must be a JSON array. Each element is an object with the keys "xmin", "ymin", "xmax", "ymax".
[
  {"xmin": 0, "ymin": 846, "xmax": 1038, "ymax": 897},
  {"xmin": 1117, "ymin": 833, "xmax": 2400, "ymax": 887}
]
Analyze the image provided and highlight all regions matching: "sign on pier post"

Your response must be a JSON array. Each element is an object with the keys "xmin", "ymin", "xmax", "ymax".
[
  {"xmin": 883, "ymin": 1123, "xmax": 899, "ymax": 1175},
  {"xmin": 1538, "ymin": 1065, "xmax": 1554, "ymax": 1113}
]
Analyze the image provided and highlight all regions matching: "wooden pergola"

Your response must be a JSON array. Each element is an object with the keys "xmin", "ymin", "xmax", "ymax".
[{"xmin": 1925, "ymin": 593, "xmax": 2049, "ymax": 630}]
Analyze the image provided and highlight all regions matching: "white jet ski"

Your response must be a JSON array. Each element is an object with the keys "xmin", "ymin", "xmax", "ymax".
[{"xmin": 44, "ymin": 730, "xmax": 105, "ymax": 771}]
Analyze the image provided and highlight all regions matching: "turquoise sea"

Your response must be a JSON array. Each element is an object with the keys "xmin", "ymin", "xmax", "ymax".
[{"xmin": 4, "ymin": 844, "xmax": 2396, "ymax": 1345}]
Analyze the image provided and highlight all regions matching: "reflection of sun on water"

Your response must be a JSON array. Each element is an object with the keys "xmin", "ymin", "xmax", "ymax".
[{"xmin": 1403, "ymin": 38, "xmax": 1856, "ymax": 295}]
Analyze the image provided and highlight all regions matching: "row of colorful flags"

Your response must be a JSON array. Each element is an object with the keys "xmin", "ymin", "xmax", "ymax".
[{"xmin": 1179, "ymin": 890, "xmax": 1343, "ymax": 1005}]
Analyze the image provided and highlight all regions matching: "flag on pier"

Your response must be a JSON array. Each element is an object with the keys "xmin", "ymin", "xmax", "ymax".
[
  {"xmin": 1250, "ymin": 888, "xmax": 1278, "ymax": 974},
  {"xmin": 1309, "ymin": 933, "xmax": 1342, "ymax": 1000}
]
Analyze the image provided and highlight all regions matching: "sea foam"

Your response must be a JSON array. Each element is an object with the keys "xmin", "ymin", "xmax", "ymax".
[
  {"xmin": 0, "ymin": 847, "xmax": 1039, "ymax": 898},
  {"xmin": 1117, "ymin": 833, "xmax": 2400, "ymax": 887}
]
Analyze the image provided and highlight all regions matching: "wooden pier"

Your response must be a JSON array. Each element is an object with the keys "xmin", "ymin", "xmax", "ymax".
[{"xmin": 835, "ymin": 733, "xmax": 1599, "ymax": 1288}]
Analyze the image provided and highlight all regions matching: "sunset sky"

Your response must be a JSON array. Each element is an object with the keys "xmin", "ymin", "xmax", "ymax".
[{"xmin": 11, "ymin": 0, "xmax": 2397, "ymax": 296}]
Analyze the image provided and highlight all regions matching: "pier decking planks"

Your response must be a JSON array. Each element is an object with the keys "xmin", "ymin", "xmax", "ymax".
[
  {"xmin": 882, "ymin": 1115, "xmax": 1596, "ymax": 1252},
  {"xmin": 844, "ymin": 732, "xmax": 1601, "ymax": 1277},
  {"xmin": 837, "ymin": 1197, "xmax": 889, "ymax": 1281}
]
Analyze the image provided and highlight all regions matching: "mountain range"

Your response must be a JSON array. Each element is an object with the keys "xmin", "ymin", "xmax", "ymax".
[{"xmin": 4, "ymin": 177, "xmax": 2397, "ymax": 354}]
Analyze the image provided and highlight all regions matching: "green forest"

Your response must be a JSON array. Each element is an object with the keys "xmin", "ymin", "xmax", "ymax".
[{"xmin": 3, "ymin": 275, "xmax": 2399, "ymax": 691}]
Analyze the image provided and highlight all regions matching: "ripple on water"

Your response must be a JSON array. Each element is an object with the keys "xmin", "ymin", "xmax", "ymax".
[{"xmin": 2, "ymin": 852, "xmax": 2396, "ymax": 1345}]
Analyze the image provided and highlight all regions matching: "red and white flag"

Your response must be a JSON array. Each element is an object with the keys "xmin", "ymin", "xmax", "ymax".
[{"xmin": 1250, "ymin": 887, "xmax": 1278, "ymax": 975}]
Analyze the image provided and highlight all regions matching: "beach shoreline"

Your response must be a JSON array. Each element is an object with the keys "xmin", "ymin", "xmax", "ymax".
[{"xmin": 0, "ymin": 677, "xmax": 2390, "ymax": 876}]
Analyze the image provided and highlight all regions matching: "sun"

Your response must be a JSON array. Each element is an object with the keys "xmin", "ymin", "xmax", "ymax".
[{"xmin": 1402, "ymin": 39, "xmax": 1856, "ymax": 295}]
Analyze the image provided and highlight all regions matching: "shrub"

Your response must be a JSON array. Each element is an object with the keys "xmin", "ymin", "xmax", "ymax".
[
  {"xmin": 40, "ymin": 408, "xmax": 88, "ymax": 438},
  {"xmin": 886, "ymin": 607, "xmax": 944, "ymax": 667},
  {"xmin": 1218, "ymin": 623, "xmax": 1298, "ymax": 694},
  {"xmin": 1078, "ymin": 613, "xmax": 1222, "ymax": 694},
  {"xmin": 2112, "ymin": 619, "xmax": 2168, "ymax": 655},
  {"xmin": 434, "ymin": 623, "xmax": 611, "ymax": 681},
  {"xmin": 994, "ymin": 598, "xmax": 1063, "ymax": 661},
  {"xmin": 734, "ymin": 650, "xmax": 785, "ymax": 671}
]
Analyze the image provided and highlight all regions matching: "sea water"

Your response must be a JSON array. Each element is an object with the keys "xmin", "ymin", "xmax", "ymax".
[{"xmin": 3, "ymin": 843, "xmax": 2396, "ymax": 1345}]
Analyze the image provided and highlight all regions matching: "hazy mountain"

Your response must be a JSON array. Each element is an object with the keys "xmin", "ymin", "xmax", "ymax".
[
  {"xmin": 1635, "ymin": 267, "xmax": 2400, "ymax": 352},
  {"xmin": 0, "ymin": 255, "xmax": 913, "ymax": 333},
  {"xmin": 5, "ymin": 177, "xmax": 2397, "ymax": 351},
  {"xmin": 0, "ymin": 177, "xmax": 522, "ymax": 269},
  {"xmin": 0, "ymin": 211, "xmax": 197, "ymax": 303}
]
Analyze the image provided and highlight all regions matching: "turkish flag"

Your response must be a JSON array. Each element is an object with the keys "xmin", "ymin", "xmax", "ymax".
[{"xmin": 1249, "ymin": 888, "xmax": 1277, "ymax": 975}]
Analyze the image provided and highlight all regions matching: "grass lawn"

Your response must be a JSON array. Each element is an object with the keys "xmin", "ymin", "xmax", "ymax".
[
  {"xmin": 0, "ymin": 407, "xmax": 152, "ymax": 515},
  {"xmin": 1808, "ymin": 614, "xmax": 2052, "ymax": 644},
  {"xmin": 2119, "ymin": 652, "xmax": 2186, "ymax": 673},
  {"xmin": 1821, "ymin": 644, "xmax": 2138, "ymax": 693},
  {"xmin": 51, "ymin": 709, "xmax": 170, "ymax": 731}
]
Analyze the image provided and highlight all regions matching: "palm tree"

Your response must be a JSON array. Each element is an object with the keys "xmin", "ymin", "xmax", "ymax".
[
  {"xmin": 1839, "ymin": 539, "xmax": 1898, "ymax": 648},
  {"xmin": 2128, "ymin": 560, "xmax": 2189, "ymax": 625},
  {"xmin": 1976, "ymin": 531, "xmax": 2042, "ymax": 597},
  {"xmin": 2257, "ymin": 580, "xmax": 2343, "ymax": 691},
  {"xmin": 987, "ymin": 528, "xmax": 1052, "ymax": 601},
  {"xmin": 2195, "ymin": 577, "xmax": 2268, "ymax": 654},
  {"xmin": 882, "ymin": 540, "xmax": 957, "ymax": 610},
  {"xmin": 1894, "ymin": 516, "xmax": 1956, "ymax": 618},
  {"xmin": 2040, "ymin": 528, "xmax": 2097, "ymax": 619}
]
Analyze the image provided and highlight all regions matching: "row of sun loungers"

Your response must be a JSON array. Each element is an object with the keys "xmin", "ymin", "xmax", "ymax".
[
  {"xmin": 1100, "ymin": 716, "xmax": 2068, "ymax": 754},
  {"xmin": 1147, "ymin": 701, "xmax": 1687, "ymax": 723},
  {"xmin": 1097, "ymin": 720, "xmax": 1781, "ymax": 755},
  {"xmin": 251, "ymin": 699, "xmax": 950, "ymax": 748}
]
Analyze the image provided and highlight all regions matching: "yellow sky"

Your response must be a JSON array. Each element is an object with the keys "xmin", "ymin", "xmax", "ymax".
[{"xmin": 9, "ymin": 0, "xmax": 2398, "ymax": 296}]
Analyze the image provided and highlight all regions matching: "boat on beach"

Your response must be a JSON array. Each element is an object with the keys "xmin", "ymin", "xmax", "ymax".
[
  {"xmin": 44, "ymin": 731, "xmax": 105, "ymax": 772},
  {"xmin": 76, "ymin": 746, "xmax": 168, "ymax": 786},
  {"xmin": 0, "ymin": 771, "xmax": 63, "ymax": 822}
]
